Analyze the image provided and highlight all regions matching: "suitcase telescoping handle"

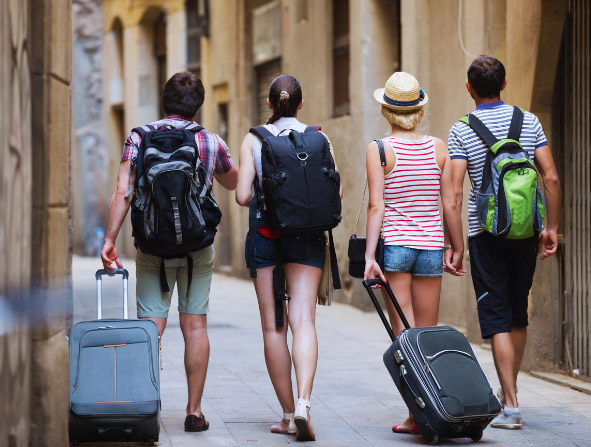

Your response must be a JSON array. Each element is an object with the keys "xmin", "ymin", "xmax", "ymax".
[
  {"xmin": 95, "ymin": 269, "xmax": 129, "ymax": 320},
  {"xmin": 362, "ymin": 279, "xmax": 411, "ymax": 342}
]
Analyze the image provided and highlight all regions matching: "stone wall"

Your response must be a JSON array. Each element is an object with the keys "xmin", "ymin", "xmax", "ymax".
[
  {"xmin": 0, "ymin": 1, "xmax": 33, "ymax": 445},
  {"xmin": 0, "ymin": 0, "xmax": 73, "ymax": 446},
  {"xmin": 29, "ymin": 0, "xmax": 73, "ymax": 443}
]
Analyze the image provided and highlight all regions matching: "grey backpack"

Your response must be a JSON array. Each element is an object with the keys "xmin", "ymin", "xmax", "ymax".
[{"xmin": 130, "ymin": 124, "xmax": 222, "ymax": 292}]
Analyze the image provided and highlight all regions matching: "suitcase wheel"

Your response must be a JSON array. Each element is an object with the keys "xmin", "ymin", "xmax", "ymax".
[
  {"xmin": 471, "ymin": 430, "xmax": 484, "ymax": 442},
  {"xmin": 428, "ymin": 434, "xmax": 439, "ymax": 445},
  {"xmin": 147, "ymin": 437, "xmax": 155, "ymax": 446},
  {"xmin": 70, "ymin": 440, "xmax": 79, "ymax": 447}
]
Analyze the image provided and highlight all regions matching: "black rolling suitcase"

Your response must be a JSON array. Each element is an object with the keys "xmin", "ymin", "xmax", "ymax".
[
  {"xmin": 363, "ymin": 279, "xmax": 501, "ymax": 444},
  {"xmin": 69, "ymin": 269, "xmax": 160, "ymax": 445}
]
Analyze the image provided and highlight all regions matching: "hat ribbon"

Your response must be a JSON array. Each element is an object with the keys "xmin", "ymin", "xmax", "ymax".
[{"xmin": 383, "ymin": 88, "xmax": 425, "ymax": 107}]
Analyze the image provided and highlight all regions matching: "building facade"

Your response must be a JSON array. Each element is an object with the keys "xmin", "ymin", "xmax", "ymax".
[
  {"xmin": 95, "ymin": 0, "xmax": 590, "ymax": 379},
  {"xmin": 196, "ymin": 0, "xmax": 590, "ymax": 379}
]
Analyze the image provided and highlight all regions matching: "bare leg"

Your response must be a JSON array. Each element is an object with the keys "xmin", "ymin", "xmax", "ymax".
[
  {"xmin": 179, "ymin": 313, "xmax": 209, "ymax": 416},
  {"xmin": 285, "ymin": 263, "xmax": 321, "ymax": 441},
  {"xmin": 511, "ymin": 327, "xmax": 527, "ymax": 385},
  {"xmin": 382, "ymin": 272, "xmax": 414, "ymax": 335},
  {"xmin": 253, "ymin": 266, "xmax": 295, "ymax": 430},
  {"xmin": 285, "ymin": 263, "xmax": 321, "ymax": 400},
  {"xmin": 491, "ymin": 332, "xmax": 518, "ymax": 409},
  {"xmin": 411, "ymin": 276, "xmax": 442, "ymax": 328},
  {"xmin": 383, "ymin": 272, "xmax": 416, "ymax": 433}
]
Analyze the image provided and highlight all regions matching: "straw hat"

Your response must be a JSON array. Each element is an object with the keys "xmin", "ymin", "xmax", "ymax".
[{"xmin": 373, "ymin": 72, "xmax": 428, "ymax": 111}]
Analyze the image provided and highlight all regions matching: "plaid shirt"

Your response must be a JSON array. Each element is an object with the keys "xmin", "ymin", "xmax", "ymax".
[{"xmin": 121, "ymin": 116, "xmax": 233, "ymax": 187}]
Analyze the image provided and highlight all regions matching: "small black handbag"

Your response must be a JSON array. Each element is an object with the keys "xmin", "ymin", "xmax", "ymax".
[{"xmin": 348, "ymin": 139, "xmax": 387, "ymax": 279}]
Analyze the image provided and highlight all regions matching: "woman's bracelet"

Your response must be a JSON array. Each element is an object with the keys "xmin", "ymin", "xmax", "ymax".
[{"xmin": 443, "ymin": 244, "xmax": 453, "ymax": 250}]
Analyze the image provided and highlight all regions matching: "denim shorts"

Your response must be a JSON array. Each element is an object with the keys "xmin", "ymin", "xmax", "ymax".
[
  {"xmin": 383, "ymin": 245, "xmax": 443, "ymax": 277},
  {"xmin": 244, "ymin": 229, "xmax": 325, "ymax": 270}
]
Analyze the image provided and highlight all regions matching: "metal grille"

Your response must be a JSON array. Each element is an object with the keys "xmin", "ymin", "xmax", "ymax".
[
  {"xmin": 567, "ymin": 0, "xmax": 591, "ymax": 379},
  {"xmin": 255, "ymin": 58, "xmax": 282, "ymax": 125}
]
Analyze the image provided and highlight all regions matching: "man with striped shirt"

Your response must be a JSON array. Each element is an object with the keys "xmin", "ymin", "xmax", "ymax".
[{"xmin": 449, "ymin": 56, "xmax": 561, "ymax": 429}]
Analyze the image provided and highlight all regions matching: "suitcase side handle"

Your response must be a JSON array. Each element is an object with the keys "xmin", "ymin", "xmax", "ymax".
[
  {"xmin": 362, "ymin": 279, "xmax": 411, "ymax": 342},
  {"xmin": 95, "ymin": 269, "xmax": 129, "ymax": 320}
]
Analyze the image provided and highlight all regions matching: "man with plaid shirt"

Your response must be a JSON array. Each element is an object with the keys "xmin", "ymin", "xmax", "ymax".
[{"xmin": 101, "ymin": 71, "xmax": 238, "ymax": 433}]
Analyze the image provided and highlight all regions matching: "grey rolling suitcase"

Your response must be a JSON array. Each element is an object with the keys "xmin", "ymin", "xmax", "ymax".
[
  {"xmin": 69, "ymin": 269, "xmax": 160, "ymax": 445},
  {"xmin": 363, "ymin": 279, "xmax": 501, "ymax": 444}
]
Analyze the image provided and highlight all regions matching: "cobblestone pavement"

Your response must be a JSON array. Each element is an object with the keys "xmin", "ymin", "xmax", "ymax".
[{"xmin": 73, "ymin": 256, "xmax": 591, "ymax": 447}]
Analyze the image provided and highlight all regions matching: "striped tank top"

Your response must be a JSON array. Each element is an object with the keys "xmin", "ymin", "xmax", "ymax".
[{"xmin": 382, "ymin": 135, "xmax": 444, "ymax": 250}]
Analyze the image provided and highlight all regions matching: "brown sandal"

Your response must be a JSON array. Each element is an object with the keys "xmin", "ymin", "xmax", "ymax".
[{"xmin": 184, "ymin": 414, "xmax": 209, "ymax": 432}]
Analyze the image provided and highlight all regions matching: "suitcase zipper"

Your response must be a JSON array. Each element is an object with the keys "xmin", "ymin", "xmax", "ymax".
[
  {"xmin": 400, "ymin": 333, "xmax": 450, "ymax": 421},
  {"xmin": 424, "ymin": 362, "xmax": 442, "ymax": 390},
  {"xmin": 425, "ymin": 349, "xmax": 473, "ymax": 361}
]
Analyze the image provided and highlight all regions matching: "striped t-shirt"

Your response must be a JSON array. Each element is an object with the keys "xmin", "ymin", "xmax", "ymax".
[
  {"xmin": 448, "ymin": 101, "xmax": 548, "ymax": 237},
  {"xmin": 382, "ymin": 136, "xmax": 444, "ymax": 250}
]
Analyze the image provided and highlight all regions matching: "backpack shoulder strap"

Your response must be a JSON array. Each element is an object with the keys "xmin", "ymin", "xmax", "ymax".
[
  {"xmin": 131, "ymin": 125, "xmax": 152, "ymax": 140},
  {"xmin": 458, "ymin": 114, "xmax": 499, "ymax": 149},
  {"xmin": 507, "ymin": 106, "xmax": 524, "ymax": 142},
  {"xmin": 249, "ymin": 126, "xmax": 275, "ymax": 140},
  {"xmin": 185, "ymin": 123, "xmax": 204, "ymax": 133},
  {"xmin": 304, "ymin": 125, "xmax": 321, "ymax": 133},
  {"xmin": 131, "ymin": 126, "xmax": 154, "ymax": 184}
]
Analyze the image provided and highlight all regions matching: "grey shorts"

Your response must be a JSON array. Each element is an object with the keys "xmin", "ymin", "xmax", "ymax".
[{"xmin": 135, "ymin": 246, "xmax": 215, "ymax": 318}]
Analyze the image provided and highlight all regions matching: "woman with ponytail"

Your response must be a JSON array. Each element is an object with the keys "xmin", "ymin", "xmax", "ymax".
[{"xmin": 236, "ymin": 75, "xmax": 341, "ymax": 441}]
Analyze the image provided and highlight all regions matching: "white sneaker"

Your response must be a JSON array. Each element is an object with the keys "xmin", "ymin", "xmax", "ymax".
[{"xmin": 491, "ymin": 411, "xmax": 522, "ymax": 429}]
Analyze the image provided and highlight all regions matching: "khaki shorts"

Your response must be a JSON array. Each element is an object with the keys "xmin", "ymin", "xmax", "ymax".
[{"xmin": 135, "ymin": 246, "xmax": 215, "ymax": 318}]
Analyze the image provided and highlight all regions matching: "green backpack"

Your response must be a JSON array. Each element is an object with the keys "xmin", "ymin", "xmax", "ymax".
[{"xmin": 459, "ymin": 106, "xmax": 545, "ymax": 239}]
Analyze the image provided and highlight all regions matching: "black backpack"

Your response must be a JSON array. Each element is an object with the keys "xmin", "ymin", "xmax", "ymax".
[
  {"xmin": 131, "ymin": 123, "xmax": 222, "ymax": 293},
  {"xmin": 248, "ymin": 126, "xmax": 342, "ymax": 326}
]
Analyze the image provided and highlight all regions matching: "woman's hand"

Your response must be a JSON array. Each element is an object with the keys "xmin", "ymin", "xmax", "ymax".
[
  {"xmin": 444, "ymin": 247, "xmax": 466, "ymax": 276},
  {"xmin": 364, "ymin": 259, "xmax": 387, "ymax": 287}
]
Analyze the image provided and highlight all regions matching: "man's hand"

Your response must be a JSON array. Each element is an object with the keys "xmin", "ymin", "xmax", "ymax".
[
  {"xmin": 101, "ymin": 240, "xmax": 123, "ymax": 272},
  {"xmin": 538, "ymin": 228, "xmax": 558, "ymax": 259}
]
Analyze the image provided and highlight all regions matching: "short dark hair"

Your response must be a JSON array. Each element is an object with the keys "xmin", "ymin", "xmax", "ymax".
[
  {"xmin": 162, "ymin": 71, "xmax": 205, "ymax": 119},
  {"xmin": 467, "ymin": 56, "xmax": 506, "ymax": 99}
]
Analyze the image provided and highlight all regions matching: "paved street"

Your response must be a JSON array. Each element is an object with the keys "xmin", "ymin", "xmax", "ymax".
[{"xmin": 73, "ymin": 256, "xmax": 591, "ymax": 447}]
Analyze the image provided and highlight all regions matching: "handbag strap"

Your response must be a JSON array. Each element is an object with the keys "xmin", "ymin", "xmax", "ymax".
[{"xmin": 353, "ymin": 140, "xmax": 387, "ymax": 236}]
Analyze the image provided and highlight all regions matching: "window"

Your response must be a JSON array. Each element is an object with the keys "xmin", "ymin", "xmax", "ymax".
[
  {"xmin": 332, "ymin": 0, "xmax": 350, "ymax": 117},
  {"xmin": 256, "ymin": 59, "xmax": 282, "ymax": 125},
  {"xmin": 186, "ymin": 0, "xmax": 209, "ymax": 122},
  {"xmin": 153, "ymin": 12, "xmax": 167, "ymax": 116}
]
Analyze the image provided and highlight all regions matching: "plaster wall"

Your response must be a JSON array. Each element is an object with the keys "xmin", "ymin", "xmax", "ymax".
[{"xmin": 399, "ymin": 0, "xmax": 565, "ymax": 376}]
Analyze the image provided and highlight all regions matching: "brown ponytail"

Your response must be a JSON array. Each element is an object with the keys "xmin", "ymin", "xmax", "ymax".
[{"xmin": 267, "ymin": 75, "xmax": 303, "ymax": 124}]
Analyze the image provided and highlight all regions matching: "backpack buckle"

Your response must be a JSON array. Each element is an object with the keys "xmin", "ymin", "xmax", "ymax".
[{"xmin": 297, "ymin": 152, "xmax": 308, "ymax": 166}]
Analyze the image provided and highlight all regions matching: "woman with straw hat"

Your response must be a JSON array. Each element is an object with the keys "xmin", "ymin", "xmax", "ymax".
[{"xmin": 364, "ymin": 72, "xmax": 466, "ymax": 434}]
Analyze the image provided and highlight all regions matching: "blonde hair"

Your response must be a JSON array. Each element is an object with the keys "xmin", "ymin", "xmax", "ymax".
[{"xmin": 380, "ymin": 105, "xmax": 425, "ymax": 130}]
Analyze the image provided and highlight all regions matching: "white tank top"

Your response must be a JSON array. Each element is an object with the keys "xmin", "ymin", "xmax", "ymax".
[{"xmin": 382, "ymin": 135, "xmax": 444, "ymax": 250}]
